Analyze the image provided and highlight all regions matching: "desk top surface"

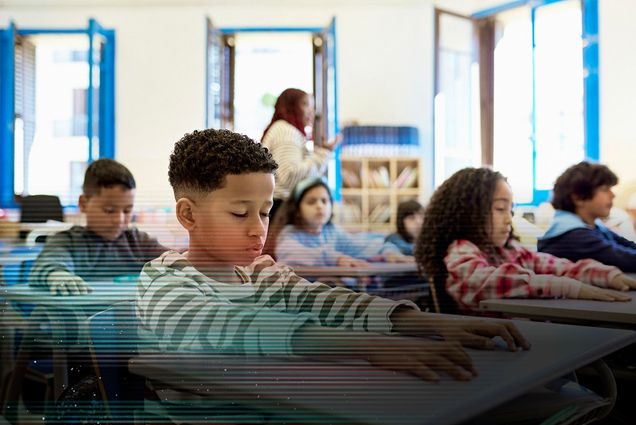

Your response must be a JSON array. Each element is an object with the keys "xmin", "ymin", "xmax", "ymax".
[
  {"xmin": 129, "ymin": 320, "xmax": 636, "ymax": 425},
  {"xmin": 479, "ymin": 293, "xmax": 636, "ymax": 325},
  {"xmin": 0, "ymin": 280, "xmax": 137, "ymax": 307},
  {"xmin": 292, "ymin": 262, "xmax": 417, "ymax": 278}
]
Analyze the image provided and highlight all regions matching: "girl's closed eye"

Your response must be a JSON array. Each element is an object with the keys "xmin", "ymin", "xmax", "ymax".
[{"xmin": 231, "ymin": 212, "xmax": 248, "ymax": 218}]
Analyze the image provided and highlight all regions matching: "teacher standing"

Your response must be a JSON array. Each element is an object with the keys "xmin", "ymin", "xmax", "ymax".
[{"xmin": 261, "ymin": 88, "xmax": 340, "ymax": 221}]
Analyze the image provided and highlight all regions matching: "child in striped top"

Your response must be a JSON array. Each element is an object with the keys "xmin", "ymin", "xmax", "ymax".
[
  {"xmin": 137, "ymin": 129, "xmax": 529, "ymax": 384},
  {"xmin": 414, "ymin": 167, "xmax": 636, "ymax": 314}
]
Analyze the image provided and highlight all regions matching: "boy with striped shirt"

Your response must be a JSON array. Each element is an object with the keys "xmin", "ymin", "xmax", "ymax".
[{"xmin": 136, "ymin": 128, "xmax": 529, "ymax": 382}]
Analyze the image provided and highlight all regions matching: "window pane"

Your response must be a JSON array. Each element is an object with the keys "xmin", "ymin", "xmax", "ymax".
[
  {"xmin": 20, "ymin": 35, "xmax": 90, "ymax": 205},
  {"xmin": 493, "ymin": 7, "xmax": 533, "ymax": 204},
  {"xmin": 534, "ymin": 0, "xmax": 584, "ymax": 190},
  {"xmin": 232, "ymin": 32, "xmax": 313, "ymax": 142},
  {"xmin": 434, "ymin": 12, "xmax": 481, "ymax": 185}
]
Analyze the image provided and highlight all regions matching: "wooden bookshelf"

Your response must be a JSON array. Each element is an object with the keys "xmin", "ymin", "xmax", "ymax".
[{"xmin": 337, "ymin": 156, "xmax": 421, "ymax": 233}]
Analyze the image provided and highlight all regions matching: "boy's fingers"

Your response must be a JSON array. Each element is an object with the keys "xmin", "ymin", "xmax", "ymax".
[
  {"xmin": 411, "ymin": 364, "xmax": 439, "ymax": 382},
  {"xmin": 504, "ymin": 322, "xmax": 531, "ymax": 350}
]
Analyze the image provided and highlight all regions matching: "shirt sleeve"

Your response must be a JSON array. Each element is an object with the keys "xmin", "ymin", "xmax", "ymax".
[
  {"xmin": 133, "ymin": 229, "xmax": 170, "ymax": 262},
  {"xmin": 266, "ymin": 124, "xmax": 332, "ymax": 194},
  {"xmin": 531, "ymin": 248, "xmax": 622, "ymax": 288},
  {"xmin": 444, "ymin": 240, "xmax": 584, "ymax": 311},
  {"xmin": 28, "ymin": 232, "xmax": 76, "ymax": 286},
  {"xmin": 245, "ymin": 258, "xmax": 419, "ymax": 335}
]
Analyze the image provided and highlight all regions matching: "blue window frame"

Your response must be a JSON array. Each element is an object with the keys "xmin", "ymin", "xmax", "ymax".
[
  {"xmin": 472, "ymin": 0, "xmax": 599, "ymax": 205},
  {"xmin": 205, "ymin": 18, "xmax": 339, "ymax": 199},
  {"xmin": 0, "ymin": 19, "xmax": 115, "ymax": 208}
]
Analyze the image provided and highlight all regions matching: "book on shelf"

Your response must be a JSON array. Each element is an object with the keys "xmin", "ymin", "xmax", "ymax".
[
  {"xmin": 369, "ymin": 203, "xmax": 391, "ymax": 223},
  {"xmin": 369, "ymin": 166, "xmax": 390, "ymax": 188},
  {"xmin": 396, "ymin": 166, "xmax": 418, "ymax": 188},
  {"xmin": 341, "ymin": 201, "xmax": 362, "ymax": 223},
  {"xmin": 341, "ymin": 168, "xmax": 361, "ymax": 188}
]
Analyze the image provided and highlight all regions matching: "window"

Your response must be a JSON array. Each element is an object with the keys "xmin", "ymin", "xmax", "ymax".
[
  {"xmin": 435, "ymin": 1, "xmax": 599, "ymax": 203},
  {"xmin": 0, "ymin": 19, "xmax": 115, "ymax": 207}
]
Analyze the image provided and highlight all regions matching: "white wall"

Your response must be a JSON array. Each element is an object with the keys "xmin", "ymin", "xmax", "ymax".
[
  {"xmin": 599, "ymin": 0, "xmax": 636, "ymax": 208},
  {"xmin": 3, "ymin": 0, "xmax": 636, "ymax": 208},
  {"xmin": 0, "ymin": 2, "xmax": 436, "ymax": 207}
]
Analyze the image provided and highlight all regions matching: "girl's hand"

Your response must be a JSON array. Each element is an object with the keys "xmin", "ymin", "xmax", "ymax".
[
  {"xmin": 608, "ymin": 274, "xmax": 636, "ymax": 291},
  {"xmin": 577, "ymin": 284, "xmax": 631, "ymax": 302},
  {"xmin": 384, "ymin": 253, "xmax": 415, "ymax": 263},
  {"xmin": 336, "ymin": 255, "xmax": 369, "ymax": 268}
]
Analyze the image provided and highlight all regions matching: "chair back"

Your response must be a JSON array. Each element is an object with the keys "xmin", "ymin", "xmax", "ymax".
[
  {"xmin": 87, "ymin": 301, "xmax": 144, "ymax": 419},
  {"xmin": 19, "ymin": 195, "xmax": 64, "ymax": 223}
]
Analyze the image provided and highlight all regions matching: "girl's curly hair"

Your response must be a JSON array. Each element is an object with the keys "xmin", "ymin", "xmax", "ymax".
[{"xmin": 414, "ymin": 167, "xmax": 507, "ymax": 313}]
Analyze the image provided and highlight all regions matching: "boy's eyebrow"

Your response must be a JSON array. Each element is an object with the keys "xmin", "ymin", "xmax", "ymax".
[{"xmin": 492, "ymin": 198, "xmax": 512, "ymax": 202}]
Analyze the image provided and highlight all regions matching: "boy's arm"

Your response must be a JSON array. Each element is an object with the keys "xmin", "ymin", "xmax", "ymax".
[
  {"xmin": 247, "ymin": 258, "xmax": 417, "ymax": 334},
  {"xmin": 29, "ymin": 232, "xmax": 77, "ymax": 286},
  {"xmin": 444, "ymin": 241, "xmax": 583, "ymax": 311},
  {"xmin": 133, "ymin": 228, "xmax": 170, "ymax": 260}
]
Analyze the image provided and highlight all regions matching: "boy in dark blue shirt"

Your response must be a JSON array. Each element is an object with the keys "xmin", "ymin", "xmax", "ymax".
[{"xmin": 538, "ymin": 161, "xmax": 636, "ymax": 272}]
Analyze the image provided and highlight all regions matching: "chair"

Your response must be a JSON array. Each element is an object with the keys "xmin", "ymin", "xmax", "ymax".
[{"xmin": 18, "ymin": 195, "xmax": 64, "ymax": 240}]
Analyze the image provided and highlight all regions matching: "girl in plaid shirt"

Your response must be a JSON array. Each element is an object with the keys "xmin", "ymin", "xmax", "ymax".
[{"xmin": 414, "ymin": 167, "xmax": 636, "ymax": 314}]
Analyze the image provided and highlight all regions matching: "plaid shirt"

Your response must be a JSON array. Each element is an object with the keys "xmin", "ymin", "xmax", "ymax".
[{"xmin": 444, "ymin": 239, "xmax": 622, "ymax": 313}]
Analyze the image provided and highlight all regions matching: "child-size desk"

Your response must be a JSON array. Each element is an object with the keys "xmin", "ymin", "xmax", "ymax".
[{"xmin": 129, "ymin": 320, "xmax": 636, "ymax": 425}]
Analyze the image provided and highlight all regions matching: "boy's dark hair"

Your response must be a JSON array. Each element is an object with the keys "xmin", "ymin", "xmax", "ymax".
[
  {"xmin": 83, "ymin": 158, "xmax": 136, "ymax": 197},
  {"xmin": 396, "ymin": 199, "xmax": 424, "ymax": 243},
  {"xmin": 414, "ymin": 167, "xmax": 507, "ymax": 314},
  {"xmin": 168, "ymin": 129, "xmax": 278, "ymax": 199},
  {"xmin": 551, "ymin": 161, "xmax": 618, "ymax": 213},
  {"xmin": 263, "ymin": 177, "xmax": 332, "ymax": 258}
]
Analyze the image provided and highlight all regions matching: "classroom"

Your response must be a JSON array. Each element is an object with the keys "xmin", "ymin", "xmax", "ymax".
[{"xmin": 0, "ymin": 0, "xmax": 635, "ymax": 424}]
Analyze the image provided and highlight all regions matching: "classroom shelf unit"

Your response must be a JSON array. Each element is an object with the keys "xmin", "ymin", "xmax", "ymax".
[{"xmin": 337, "ymin": 156, "xmax": 421, "ymax": 233}]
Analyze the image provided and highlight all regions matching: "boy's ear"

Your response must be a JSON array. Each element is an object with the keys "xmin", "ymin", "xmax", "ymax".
[
  {"xmin": 176, "ymin": 198, "xmax": 197, "ymax": 231},
  {"xmin": 78, "ymin": 194, "xmax": 88, "ymax": 213}
]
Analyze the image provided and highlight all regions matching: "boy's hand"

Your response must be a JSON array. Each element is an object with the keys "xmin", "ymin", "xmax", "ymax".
[
  {"xmin": 364, "ymin": 335, "xmax": 476, "ymax": 382},
  {"xmin": 391, "ymin": 308, "xmax": 530, "ymax": 352},
  {"xmin": 323, "ymin": 133, "xmax": 343, "ymax": 151},
  {"xmin": 577, "ymin": 284, "xmax": 631, "ymax": 302},
  {"xmin": 384, "ymin": 253, "xmax": 415, "ymax": 263},
  {"xmin": 336, "ymin": 256, "xmax": 369, "ymax": 268},
  {"xmin": 608, "ymin": 274, "xmax": 636, "ymax": 291},
  {"xmin": 436, "ymin": 318, "xmax": 531, "ymax": 351},
  {"xmin": 47, "ymin": 270, "xmax": 91, "ymax": 296}
]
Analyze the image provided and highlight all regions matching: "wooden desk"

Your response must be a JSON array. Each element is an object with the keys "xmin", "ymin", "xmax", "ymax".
[
  {"xmin": 129, "ymin": 320, "xmax": 636, "ymax": 425},
  {"xmin": 479, "ymin": 293, "xmax": 636, "ymax": 328},
  {"xmin": 292, "ymin": 262, "xmax": 417, "ymax": 279}
]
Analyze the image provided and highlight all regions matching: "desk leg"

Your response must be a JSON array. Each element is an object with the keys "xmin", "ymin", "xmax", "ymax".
[{"xmin": 2, "ymin": 320, "xmax": 34, "ymax": 424}]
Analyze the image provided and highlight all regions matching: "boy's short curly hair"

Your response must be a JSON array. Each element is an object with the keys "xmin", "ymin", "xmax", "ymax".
[
  {"xmin": 552, "ymin": 161, "xmax": 618, "ymax": 213},
  {"xmin": 168, "ymin": 129, "xmax": 278, "ymax": 199},
  {"xmin": 83, "ymin": 158, "xmax": 136, "ymax": 198}
]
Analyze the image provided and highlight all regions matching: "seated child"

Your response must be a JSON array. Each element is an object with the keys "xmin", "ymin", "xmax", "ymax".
[
  {"xmin": 137, "ymin": 129, "xmax": 530, "ymax": 384},
  {"xmin": 29, "ymin": 158, "xmax": 168, "ymax": 295},
  {"xmin": 538, "ymin": 161, "xmax": 636, "ymax": 271},
  {"xmin": 385, "ymin": 200, "xmax": 424, "ymax": 256},
  {"xmin": 414, "ymin": 167, "xmax": 635, "ymax": 314},
  {"xmin": 268, "ymin": 176, "xmax": 412, "ymax": 267}
]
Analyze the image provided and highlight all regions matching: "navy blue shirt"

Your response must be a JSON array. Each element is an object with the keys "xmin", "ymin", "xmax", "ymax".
[{"xmin": 538, "ymin": 211, "xmax": 636, "ymax": 272}]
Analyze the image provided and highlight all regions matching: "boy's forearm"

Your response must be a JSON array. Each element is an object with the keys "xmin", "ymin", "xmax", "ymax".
[
  {"xmin": 291, "ymin": 325, "xmax": 377, "ymax": 359},
  {"xmin": 389, "ymin": 307, "xmax": 444, "ymax": 338}
]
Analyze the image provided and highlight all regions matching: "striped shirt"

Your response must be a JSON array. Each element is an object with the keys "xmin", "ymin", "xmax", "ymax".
[
  {"xmin": 444, "ymin": 239, "xmax": 622, "ymax": 313},
  {"xmin": 261, "ymin": 120, "xmax": 332, "ymax": 200},
  {"xmin": 136, "ymin": 251, "xmax": 417, "ymax": 356}
]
